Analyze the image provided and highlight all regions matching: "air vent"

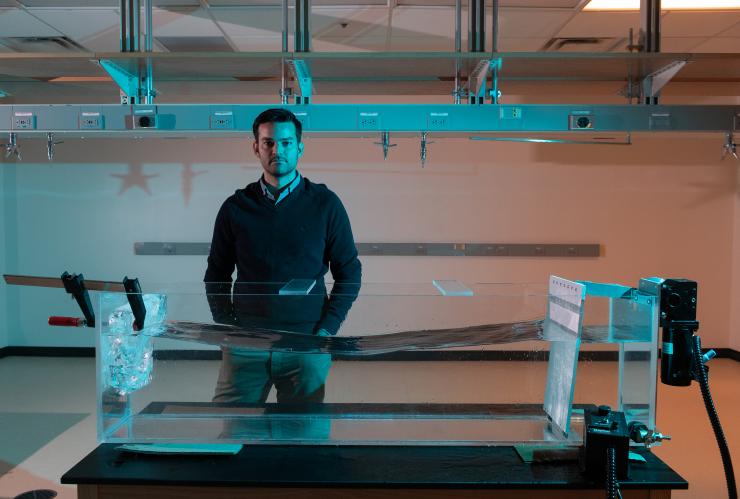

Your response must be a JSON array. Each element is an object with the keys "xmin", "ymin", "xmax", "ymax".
[
  {"xmin": 156, "ymin": 36, "xmax": 234, "ymax": 52},
  {"xmin": 0, "ymin": 36, "xmax": 86, "ymax": 53},
  {"xmin": 544, "ymin": 37, "xmax": 625, "ymax": 52}
]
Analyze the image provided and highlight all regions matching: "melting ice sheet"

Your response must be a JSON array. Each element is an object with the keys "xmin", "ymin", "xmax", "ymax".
[{"xmin": 146, "ymin": 320, "xmax": 546, "ymax": 355}]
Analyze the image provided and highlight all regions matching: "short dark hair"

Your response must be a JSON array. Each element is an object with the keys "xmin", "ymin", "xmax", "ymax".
[{"xmin": 252, "ymin": 108, "xmax": 302, "ymax": 142}]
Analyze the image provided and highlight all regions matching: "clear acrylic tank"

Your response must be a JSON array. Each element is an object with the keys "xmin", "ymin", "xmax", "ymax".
[{"xmin": 95, "ymin": 276, "xmax": 659, "ymax": 447}]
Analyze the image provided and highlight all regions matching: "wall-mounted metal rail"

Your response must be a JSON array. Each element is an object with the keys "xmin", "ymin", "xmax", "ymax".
[{"xmin": 0, "ymin": 104, "xmax": 736, "ymax": 136}]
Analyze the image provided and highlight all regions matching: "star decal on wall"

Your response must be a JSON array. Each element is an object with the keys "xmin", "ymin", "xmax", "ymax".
[
  {"xmin": 181, "ymin": 164, "xmax": 207, "ymax": 206},
  {"xmin": 111, "ymin": 164, "xmax": 159, "ymax": 195}
]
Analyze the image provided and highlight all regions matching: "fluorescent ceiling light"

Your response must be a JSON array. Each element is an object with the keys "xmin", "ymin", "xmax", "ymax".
[{"xmin": 584, "ymin": 0, "xmax": 740, "ymax": 10}]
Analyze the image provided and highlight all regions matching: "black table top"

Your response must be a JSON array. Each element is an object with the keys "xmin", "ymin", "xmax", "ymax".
[{"xmin": 62, "ymin": 444, "xmax": 687, "ymax": 491}]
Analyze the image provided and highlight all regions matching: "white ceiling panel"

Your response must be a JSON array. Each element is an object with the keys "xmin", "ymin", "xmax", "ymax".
[
  {"xmin": 0, "ymin": 8, "xmax": 64, "ymax": 37},
  {"xmin": 79, "ymin": 28, "xmax": 124, "ymax": 51},
  {"xmin": 691, "ymin": 36, "xmax": 740, "ymax": 53},
  {"xmin": 153, "ymin": 7, "xmax": 223, "ymax": 37},
  {"xmin": 498, "ymin": 37, "xmax": 549, "ymax": 50},
  {"xmin": 557, "ymin": 11, "xmax": 640, "ymax": 38},
  {"xmin": 388, "ymin": 7, "xmax": 455, "ymax": 38},
  {"xmin": 313, "ymin": 7, "xmax": 389, "ymax": 38},
  {"xmin": 661, "ymin": 11, "xmax": 740, "ymax": 37},
  {"xmin": 497, "ymin": 8, "xmax": 574, "ymax": 38},
  {"xmin": 229, "ymin": 35, "xmax": 283, "ymax": 51},
  {"xmin": 388, "ymin": 35, "xmax": 456, "ymax": 50},
  {"xmin": 28, "ymin": 8, "xmax": 120, "ymax": 41},
  {"xmin": 211, "ymin": 7, "xmax": 284, "ymax": 37},
  {"xmin": 660, "ymin": 36, "xmax": 707, "ymax": 52},
  {"xmin": 313, "ymin": 36, "xmax": 384, "ymax": 50},
  {"xmin": 18, "ymin": 1, "xmax": 118, "ymax": 6}
]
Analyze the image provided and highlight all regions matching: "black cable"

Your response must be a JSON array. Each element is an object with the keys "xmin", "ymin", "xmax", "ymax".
[
  {"xmin": 692, "ymin": 335, "xmax": 738, "ymax": 499},
  {"xmin": 605, "ymin": 447, "xmax": 618, "ymax": 499}
]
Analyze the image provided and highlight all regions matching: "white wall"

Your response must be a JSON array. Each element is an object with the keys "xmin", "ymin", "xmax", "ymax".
[
  {"xmin": 0, "ymin": 131, "xmax": 736, "ymax": 348},
  {"xmin": 731, "ymin": 163, "xmax": 740, "ymax": 352},
  {"xmin": 0, "ymin": 161, "xmax": 8, "ymax": 349}
]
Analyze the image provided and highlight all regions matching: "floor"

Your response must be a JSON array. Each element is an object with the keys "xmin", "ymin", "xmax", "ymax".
[{"xmin": 0, "ymin": 356, "xmax": 737, "ymax": 499}]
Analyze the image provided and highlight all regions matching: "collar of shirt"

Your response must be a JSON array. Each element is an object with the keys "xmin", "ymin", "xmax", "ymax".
[{"xmin": 259, "ymin": 171, "xmax": 301, "ymax": 205}]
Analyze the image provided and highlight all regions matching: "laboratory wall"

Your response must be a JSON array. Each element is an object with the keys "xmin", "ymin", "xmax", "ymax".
[
  {"xmin": 0, "ymin": 131, "xmax": 736, "ymax": 349},
  {"xmin": 731, "ymin": 163, "xmax": 740, "ymax": 352},
  {"xmin": 0, "ymin": 162, "xmax": 8, "ymax": 349}
]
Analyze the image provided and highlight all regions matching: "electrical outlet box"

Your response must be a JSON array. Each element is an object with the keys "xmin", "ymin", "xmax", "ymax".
[
  {"xmin": 569, "ymin": 113, "xmax": 594, "ymax": 130},
  {"xmin": 500, "ymin": 107, "xmax": 522, "ymax": 120},
  {"xmin": 13, "ymin": 113, "xmax": 36, "ymax": 130},
  {"xmin": 358, "ymin": 112, "xmax": 380, "ymax": 130},
  {"xmin": 427, "ymin": 112, "xmax": 449, "ymax": 130},
  {"xmin": 80, "ymin": 113, "xmax": 104, "ymax": 130},
  {"xmin": 210, "ymin": 112, "xmax": 234, "ymax": 130}
]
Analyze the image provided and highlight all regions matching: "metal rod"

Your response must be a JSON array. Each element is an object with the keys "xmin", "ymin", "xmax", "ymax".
[
  {"xmin": 129, "ymin": 0, "xmax": 140, "ymax": 52},
  {"xmin": 143, "ymin": 0, "xmax": 154, "ymax": 104},
  {"xmin": 282, "ymin": 0, "xmax": 289, "ymax": 52},
  {"xmin": 640, "ymin": 0, "xmax": 660, "ymax": 53},
  {"xmin": 119, "ymin": 0, "xmax": 127, "ymax": 52},
  {"xmin": 295, "ymin": 0, "xmax": 311, "ymax": 52},
  {"xmin": 454, "ymin": 0, "xmax": 461, "ymax": 104},
  {"xmin": 492, "ymin": 0, "xmax": 499, "ymax": 53},
  {"xmin": 468, "ymin": 0, "xmax": 485, "ymax": 52},
  {"xmin": 145, "ymin": 0, "xmax": 153, "ymax": 52},
  {"xmin": 455, "ymin": 0, "xmax": 461, "ymax": 53}
]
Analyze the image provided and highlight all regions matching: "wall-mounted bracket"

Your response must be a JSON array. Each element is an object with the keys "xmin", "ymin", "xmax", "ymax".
[
  {"xmin": 47, "ymin": 132, "xmax": 63, "ymax": 161},
  {"xmin": 641, "ymin": 60, "xmax": 687, "ymax": 105},
  {"xmin": 286, "ymin": 59, "xmax": 313, "ymax": 105},
  {"xmin": 3, "ymin": 132, "xmax": 20, "ymax": 160},
  {"xmin": 420, "ymin": 131, "xmax": 434, "ymax": 167},
  {"xmin": 722, "ymin": 132, "xmax": 738, "ymax": 160},
  {"xmin": 490, "ymin": 57, "xmax": 502, "ymax": 104},
  {"xmin": 468, "ymin": 59, "xmax": 491, "ymax": 105},
  {"xmin": 99, "ymin": 59, "xmax": 157, "ymax": 105},
  {"xmin": 374, "ymin": 131, "xmax": 397, "ymax": 160}
]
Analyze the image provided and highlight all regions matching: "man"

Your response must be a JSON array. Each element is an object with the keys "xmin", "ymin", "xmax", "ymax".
[{"xmin": 204, "ymin": 108, "xmax": 361, "ymax": 404}]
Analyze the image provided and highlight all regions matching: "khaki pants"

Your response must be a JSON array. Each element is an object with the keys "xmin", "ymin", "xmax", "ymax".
[
  {"xmin": 213, "ymin": 348, "xmax": 332, "ymax": 404},
  {"xmin": 213, "ymin": 348, "xmax": 332, "ymax": 441}
]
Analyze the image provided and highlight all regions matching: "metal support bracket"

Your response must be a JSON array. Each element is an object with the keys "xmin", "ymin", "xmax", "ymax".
[
  {"xmin": 640, "ymin": 60, "xmax": 687, "ymax": 105},
  {"xmin": 468, "ymin": 59, "xmax": 491, "ymax": 105},
  {"xmin": 99, "ymin": 59, "xmax": 157, "ymax": 105},
  {"xmin": 100, "ymin": 59, "xmax": 140, "ymax": 102},
  {"xmin": 286, "ymin": 59, "xmax": 313, "ymax": 105},
  {"xmin": 490, "ymin": 57, "xmax": 502, "ymax": 104}
]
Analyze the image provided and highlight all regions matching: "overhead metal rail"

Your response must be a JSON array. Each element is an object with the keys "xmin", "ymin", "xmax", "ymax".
[{"xmin": 0, "ymin": 104, "xmax": 737, "ymax": 136}]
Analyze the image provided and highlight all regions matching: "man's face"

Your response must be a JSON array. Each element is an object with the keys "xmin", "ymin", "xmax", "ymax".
[{"xmin": 253, "ymin": 121, "xmax": 304, "ymax": 182}]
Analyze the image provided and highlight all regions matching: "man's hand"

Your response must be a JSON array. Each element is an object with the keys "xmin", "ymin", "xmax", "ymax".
[{"xmin": 316, "ymin": 328, "xmax": 331, "ymax": 337}]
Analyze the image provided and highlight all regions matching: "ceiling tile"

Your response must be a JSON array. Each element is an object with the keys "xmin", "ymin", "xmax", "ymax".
[
  {"xmin": 497, "ymin": 37, "xmax": 549, "ymax": 50},
  {"xmin": 312, "ymin": 7, "xmax": 389, "ymax": 38},
  {"xmin": 211, "ymin": 7, "xmax": 284, "ymax": 37},
  {"xmin": 229, "ymin": 35, "xmax": 283, "ymax": 51},
  {"xmin": 660, "ymin": 36, "xmax": 707, "ymax": 52},
  {"xmin": 153, "ymin": 7, "xmax": 223, "ymax": 36},
  {"xmin": 19, "ymin": 1, "xmax": 118, "ymax": 5},
  {"xmin": 389, "ymin": 7, "xmax": 456, "ymax": 38},
  {"xmin": 27, "ymin": 8, "xmax": 119, "ymax": 41},
  {"xmin": 313, "ymin": 36, "xmax": 386, "ymax": 50},
  {"xmin": 690, "ymin": 36, "xmax": 740, "ymax": 53},
  {"xmin": 0, "ymin": 7, "xmax": 64, "ymax": 37},
  {"xmin": 557, "ymin": 11, "xmax": 639, "ymax": 38},
  {"xmin": 496, "ymin": 8, "xmax": 574, "ymax": 38},
  {"xmin": 661, "ymin": 11, "xmax": 740, "ymax": 37}
]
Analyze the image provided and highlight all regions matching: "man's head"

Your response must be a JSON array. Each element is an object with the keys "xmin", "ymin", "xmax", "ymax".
[{"xmin": 252, "ymin": 108, "xmax": 304, "ymax": 187}]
